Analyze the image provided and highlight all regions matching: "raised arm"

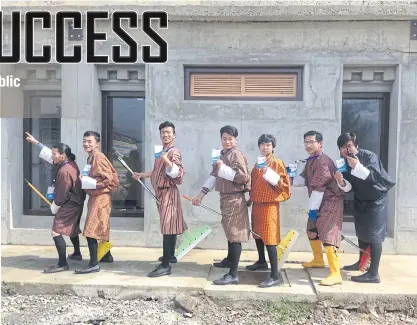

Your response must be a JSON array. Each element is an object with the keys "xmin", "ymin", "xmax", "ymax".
[
  {"xmin": 217, "ymin": 150, "xmax": 250, "ymax": 185},
  {"xmin": 263, "ymin": 159, "xmax": 291, "ymax": 201},
  {"xmin": 308, "ymin": 161, "xmax": 334, "ymax": 212},
  {"xmin": 25, "ymin": 132, "xmax": 53, "ymax": 164}
]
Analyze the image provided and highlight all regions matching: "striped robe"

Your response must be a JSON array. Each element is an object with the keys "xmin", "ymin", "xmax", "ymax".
[
  {"xmin": 249, "ymin": 154, "xmax": 291, "ymax": 245},
  {"xmin": 300, "ymin": 153, "xmax": 344, "ymax": 247},
  {"xmin": 151, "ymin": 143, "xmax": 187, "ymax": 235},
  {"xmin": 83, "ymin": 150, "xmax": 119, "ymax": 242},
  {"xmin": 208, "ymin": 148, "xmax": 251, "ymax": 243}
]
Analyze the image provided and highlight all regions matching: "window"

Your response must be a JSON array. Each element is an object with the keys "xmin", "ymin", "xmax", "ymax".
[
  {"xmin": 23, "ymin": 91, "xmax": 61, "ymax": 215},
  {"xmin": 184, "ymin": 67, "xmax": 303, "ymax": 101},
  {"xmin": 102, "ymin": 92, "xmax": 145, "ymax": 219},
  {"xmin": 341, "ymin": 92, "xmax": 390, "ymax": 220}
]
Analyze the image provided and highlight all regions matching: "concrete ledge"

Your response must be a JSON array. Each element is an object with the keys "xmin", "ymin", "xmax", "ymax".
[
  {"xmin": 2, "ymin": 245, "xmax": 417, "ymax": 309},
  {"xmin": 1, "ymin": 1, "xmax": 417, "ymax": 21}
]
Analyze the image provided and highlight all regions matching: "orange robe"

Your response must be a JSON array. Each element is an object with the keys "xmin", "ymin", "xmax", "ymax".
[
  {"xmin": 249, "ymin": 154, "xmax": 291, "ymax": 245},
  {"xmin": 83, "ymin": 150, "xmax": 119, "ymax": 241}
]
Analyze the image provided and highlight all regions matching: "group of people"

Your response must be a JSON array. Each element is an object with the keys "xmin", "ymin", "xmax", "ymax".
[{"xmin": 26, "ymin": 121, "xmax": 395, "ymax": 288}]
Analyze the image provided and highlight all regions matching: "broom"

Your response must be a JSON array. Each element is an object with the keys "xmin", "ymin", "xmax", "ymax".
[
  {"xmin": 24, "ymin": 179, "xmax": 112, "ymax": 261},
  {"xmin": 114, "ymin": 153, "xmax": 212, "ymax": 262}
]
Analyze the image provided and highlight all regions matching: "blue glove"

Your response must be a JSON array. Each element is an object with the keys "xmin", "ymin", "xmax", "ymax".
[{"xmin": 308, "ymin": 209, "xmax": 318, "ymax": 221}]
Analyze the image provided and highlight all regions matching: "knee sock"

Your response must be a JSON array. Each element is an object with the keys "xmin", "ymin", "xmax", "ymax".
[
  {"xmin": 70, "ymin": 236, "xmax": 81, "ymax": 255},
  {"xmin": 171, "ymin": 235, "xmax": 177, "ymax": 257},
  {"xmin": 226, "ymin": 241, "xmax": 232, "ymax": 261},
  {"xmin": 86, "ymin": 237, "xmax": 98, "ymax": 267},
  {"xmin": 266, "ymin": 245, "xmax": 278, "ymax": 279},
  {"xmin": 255, "ymin": 239, "xmax": 266, "ymax": 263},
  {"xmin": 369, "ymin": 243, "xmax": 382, "ymax": 276},
  {"xmin": 228, "ymin": 242, "xmax": 242, "ymax": 278},
  {"xmin": 162, "ymin": 235, "xmax": 175, "ymax": 268},
  {"xmin": 53, "ymin": 235, "xmax": 67, "ymax": 267}
]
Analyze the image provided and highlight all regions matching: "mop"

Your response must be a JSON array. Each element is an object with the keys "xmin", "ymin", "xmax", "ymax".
[
  {"xmin": 115, "ymin": 153, "xmax": 212, "ymax": 261},
  {"xmin": 184, "ymin": 195, "xmax": 298, "ymax": 276},
  {"xmin": 24, "ymin": 179, "xmax": 113, "ymax": 261}
]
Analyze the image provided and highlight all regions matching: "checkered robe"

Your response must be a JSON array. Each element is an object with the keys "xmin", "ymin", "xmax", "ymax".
[
  {"xmin": 249, "ymin": 154, "xmax": 291, "ymax": 245},
  {"xmin": 300, "ymin": 153, "xmax": 345, "ymax": 247}
]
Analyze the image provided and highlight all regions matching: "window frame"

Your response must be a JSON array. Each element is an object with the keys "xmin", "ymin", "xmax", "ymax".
[
  {"xmin": 341, "ymin": 92, "xmax": 390, "ymax": 222},
  {"xmin": 184, "ymin": 66, "xmax": 304, "ymax": 101},
  {"xmin": 101, "ymin": 91, "xmax": 146, "ymax": 218},
  {"xmin": 23, "ymin": 90, "xmax": 62, "ymax": 216}
]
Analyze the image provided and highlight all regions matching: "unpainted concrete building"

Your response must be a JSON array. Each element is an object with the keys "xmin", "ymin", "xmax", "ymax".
[{"xmin": 1, "ymin": 1, "xmax": 416, "ymax": 254}]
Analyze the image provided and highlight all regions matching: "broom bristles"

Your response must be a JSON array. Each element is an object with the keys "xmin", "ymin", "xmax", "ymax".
[{"xmin": 359, "ymin": 247, "xmax": 371, "ymax": 271}]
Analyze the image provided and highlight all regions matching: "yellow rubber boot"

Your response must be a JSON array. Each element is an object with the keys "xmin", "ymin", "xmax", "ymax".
[
  {"xmin": 320, "ymin": 246, "xmax": 343, "ymax": 286},
  {"xmin": 302, "ymin": 240, "xmax": 325, "ymax": 268}
]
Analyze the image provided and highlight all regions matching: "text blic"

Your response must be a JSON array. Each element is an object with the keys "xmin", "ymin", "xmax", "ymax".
[{"xmin": 0, "ymin": 11, "xmax": 168, "ymax": 64}]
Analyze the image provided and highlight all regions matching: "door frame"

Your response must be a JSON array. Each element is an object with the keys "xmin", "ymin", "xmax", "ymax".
[{"xmin": 101, "ymin": 91, "xmax": 146, "ymax": 222}]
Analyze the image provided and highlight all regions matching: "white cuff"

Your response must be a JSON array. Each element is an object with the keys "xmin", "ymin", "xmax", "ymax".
[
  {"xmin": 39, "ymin": 146, "xmax": 53, "ymax": 164},
  {"xmin": 218, "ymin": 164, "xmax": 236, "ymax": 182},
  {"xmin": 337, "ymin": 179, "xmax": 352, "ymax": 192},
  {"xmin": 308, "ymin": 190, "xmax": 324, "ymax": 210},
  {"xmin": 292, "ymin": 176, "xmax": 305, "ymax": 187},
  {"xmin": 82, "ymin": 176, "xmax": 97, "ymax": 189},
  {"xmin": 50, "ymin": 201, "xmax": 60, "ymax": 214},
  {"xmin": 203, "ymin": 175, "xmax": 216, "ymax": 191},
  {"xmin": 263, "ymin": 167, "xmax": 280, "ymax": 186},
  {"xmin": 351, "ymin": 163, "xmax": 370, "ymax": 180},
  {"xmin": 166, "ymin": 163, "xmax": 179, "ymax": 178}
]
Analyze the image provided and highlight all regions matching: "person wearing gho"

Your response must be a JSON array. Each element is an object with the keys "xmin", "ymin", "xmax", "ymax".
[
  {"xmin": 336, "ymin": 133, "xmax": 395, "ymax": 283},
  {"xmin": 292, "ymin": 131, "xmax": 350, "ymax": 286},
  {"xmin": 132, "ymin": 121, "xmax": 187, "ymax": 277},
  {"xmin": 192, "ymin": 125, "xmax": 251, "ymax": 285},
  {"xmin": 25, "ymin": 132, "xmax": 86, "ymax": 273},
  {"xmin": 76, "ymin": 131, "xmax": 119, "ymax": 274},
  {"xmin": 246, "ymin": 134, "xmax": 291, "ymax": 288}
]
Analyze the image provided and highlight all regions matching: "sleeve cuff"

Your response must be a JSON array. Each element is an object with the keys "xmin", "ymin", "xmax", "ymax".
[
  {"xmin": 218, "ymin": 164, "xmax": 236, "ymax": 182},
  {"xmin": 39, "ymin": 146, "xmax": 53, "ymax": 164},
  {"xmin": 263, "ymin": 167, "xmax": 280, "ymax": 186},
  {"xmin": 308, "ymin": 190, "xmax": 324, "ymax": 210},
  {"xmin": 351, "ymin": 163, "xmax": 370, "ymax": 180},
  {"xmin": 203, "ymin": 175, "xmax": 216, "ymax": 192},
  {"xmin": 50, "ymin": 201, "xmax": 60, "ymax": 214},
  {"xmin": 82, "ymin": 176, "xmax": 97, "ymax": 190},
  {"xmin": 166, "ymin": 163, "xmax": 179, "ymax": 178},
  {"xmin": 337, "ymin": 179, "xmax": 352, "ymax": 192},
  {"xmin": 292, "ymin": 176, "xmax": 305, "ymax": 187}
]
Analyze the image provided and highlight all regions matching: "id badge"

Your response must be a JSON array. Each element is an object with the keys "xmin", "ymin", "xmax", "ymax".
[
  {"xmin": 257, "ymin": 156, "xmax": 266, "ymax": 168},
  {"xmin": 82, "ymin": 164, "xmax": 92, "ymax": 176},
  {"xmin": 46, "ymin": 186, "xmax": 54, "ymax": 200},
  {"xmin": 154, "ymin": 145, "xmax": 163, "ymax": 159},
  {"xmin": 287, "ymin": 163, "xmax": 298, "ymax": 178}
]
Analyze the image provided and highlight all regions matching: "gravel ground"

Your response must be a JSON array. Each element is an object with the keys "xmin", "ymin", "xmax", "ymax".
[{"xmin": 1, "ymin": 293, "xmax": 416, "ymax": 325}]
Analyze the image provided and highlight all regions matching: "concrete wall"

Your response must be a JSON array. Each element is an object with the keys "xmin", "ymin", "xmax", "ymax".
[{"xmin": 0, "ymin": 11, "xmax": 416, "ymax": 253}]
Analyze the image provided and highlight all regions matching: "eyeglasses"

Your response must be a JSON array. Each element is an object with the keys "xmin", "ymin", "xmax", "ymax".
[{"xmin": 303, "ymin": 141, "xmax": 318, "ymax": 145}]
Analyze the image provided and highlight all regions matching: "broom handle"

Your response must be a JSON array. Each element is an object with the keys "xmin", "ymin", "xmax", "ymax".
[
  {"xmin": 341, "ymin": 235, "xmax": 370, "ymax": 255},
  {"xmin": 117, "ymin": 156, "xmax": 160, "ymax": 205},
  {"xmin": 24, "ymin": 179, "xmax": 52, "ymax": 206},
  {"xmin": 182, "ymin": 194, "xmax": 261, "ymax": 237}
]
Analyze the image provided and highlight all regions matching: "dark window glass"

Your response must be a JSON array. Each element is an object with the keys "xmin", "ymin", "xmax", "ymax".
[
  {"xmin": 23, "ymin": 92, "xmax": 61, "ymax": 215},
  {"xmin": 341, "ymin": 93, "xmax": 390, "ymax": 220},
  {"xmin": 102, "ymin": 92, "xmax": 145, "ymax": 218}
]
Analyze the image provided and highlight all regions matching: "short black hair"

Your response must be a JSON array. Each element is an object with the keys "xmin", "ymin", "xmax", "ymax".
[
  {"xmin": 159, "ymin": 121, "xmax": 175, "ymax": 134},
  {"xmin": 83, "ymin": 131, "xmax": 100, "ymax": 143},
  {"xmin": 304, "ymin": 130, "xmax": 323, "ymax": 142},
  {"xmin": 258, "ymin": 134, "xmax": 276, "ymax": 148},
  {"xmin": 220, "ymin": 125, "xmax": 238, "ymax": 138},
  {"xmin": 337, "ymin": 132, "xmax": 358, "ymax": 148}
]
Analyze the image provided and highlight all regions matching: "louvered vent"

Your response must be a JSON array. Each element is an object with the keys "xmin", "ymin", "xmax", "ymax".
[{"xmin": 190, "ymin": 73, "xmax": 298, "ymax": 98}]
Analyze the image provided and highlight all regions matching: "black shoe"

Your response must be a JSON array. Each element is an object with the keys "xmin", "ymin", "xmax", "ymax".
[
  {"xmin": 246, "ymin": 261, "xmax": 268, "ymax": 271},
  {"xmin": 213, "ymin": 273, "xmax": 239, "ymax": 285},
  {"xmin": 213, "ymin": 258, "xmax": 231, "ymax": 268},
  {"xmin": 158, "ymin": 255, "xmax": 177, "ymax": 264},
  {"xmin": 43, "ymin": 264, "xmax": 69, "ymax": 274},
  {"xmin": 259, "ymin": 276, "xmax": 283, "ymax": 288},
  {"xmin": 100, "ymin": 254, "xmax": 114, "ymax": 263},
  {"xmin": 351, "ymin": 271, "xmax": 381, "ymax": 283},
  {"xmin": 68, "ymin": 253, "xmax": 82, "ymax": 261},
  {"xmin": 342, "ymin": 261, "xmax": 360, "ymax": 271},
  {"xmin": 148, "ymin": 264, "xmax": 172, "ymax": 278},
  {"xmin": 74, "ymin": 264, "xmax": 100, "ymax": 274}
]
